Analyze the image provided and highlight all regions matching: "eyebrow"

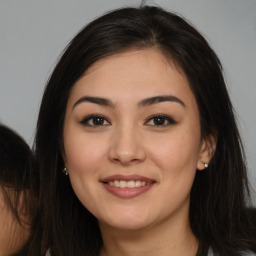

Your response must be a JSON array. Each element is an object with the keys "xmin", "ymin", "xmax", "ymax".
[
  {"xmin": 138, "ymin": 95, "xmax": 185, "ymax": 108},
  {"xmin": 72, "ymin": 95, "xmax": 185, "ymax": 110},
  {"xmin": 73, "ymin": 96, "xmax": 115, "ymax": 109}
]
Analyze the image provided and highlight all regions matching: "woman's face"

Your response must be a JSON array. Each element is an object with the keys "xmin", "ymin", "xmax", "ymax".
[{"xmin": 63, "ymin": 49, "xmax": 212, "ymax": 231}]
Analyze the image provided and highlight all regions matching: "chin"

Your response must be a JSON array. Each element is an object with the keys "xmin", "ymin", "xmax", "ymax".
[
  {"xmin": 99, "ymin": 210, "xmax": 155, "ymax": 231},
  {"xmin": 103, "ymin": 221, "xmax": 151, "ymax": 232}
]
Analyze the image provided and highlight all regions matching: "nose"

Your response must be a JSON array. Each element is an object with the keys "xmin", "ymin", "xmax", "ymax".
[{"xmin": 108, "ymin": 124, "xmax": 146, "ymax": 165}]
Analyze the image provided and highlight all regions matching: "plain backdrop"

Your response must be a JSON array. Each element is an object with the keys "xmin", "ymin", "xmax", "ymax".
[{"xmin": 0, "ymin": 0, "xmax": 255, "ymax": 202}]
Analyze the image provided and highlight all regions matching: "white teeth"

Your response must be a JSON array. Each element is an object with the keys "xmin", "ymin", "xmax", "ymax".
[
  {"xmin": 135, "ymin": 180, "xmax": 141, "ymax": 187},
  {"xmin": 108, "ymin": 180, "xmax": 150, "ymax": 188},
  {"xmin": 119, "ymin": 180, "xmax": 126, "ymax": 188},
  {"xmin": 114, "ymin": 180, "xmax": 119, "ymax": 187},
  {"xmin": 127, "ymin": 180, "xmax": 135, "ymax": 188}
]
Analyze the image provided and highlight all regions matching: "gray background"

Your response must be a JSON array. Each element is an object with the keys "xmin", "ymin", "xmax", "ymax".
[{"xmin": 0, "ymin": 0, "xmax": 255, "ymax": 202}]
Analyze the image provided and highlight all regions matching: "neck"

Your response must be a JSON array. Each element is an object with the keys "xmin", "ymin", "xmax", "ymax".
[{"xmin": 99, "ymin": 210, "xmax": 198, "ymax": 256}]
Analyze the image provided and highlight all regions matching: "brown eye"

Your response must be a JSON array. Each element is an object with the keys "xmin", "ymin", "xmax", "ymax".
[
  {"xmin": 152, "ymin": 117, "xmax": 166, "ymax": 126},
  {"xmin": 80, "ymin": 115, "xmax": 110, "ymax": 126},
  {"xmin": 145, "ymin": 114, "xmax": 176, "ymax": 127}
]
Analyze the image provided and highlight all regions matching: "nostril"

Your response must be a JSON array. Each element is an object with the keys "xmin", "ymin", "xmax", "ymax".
[{"xmin": 108, "ymin": 137, "xmax": 146, "ymax": 164}]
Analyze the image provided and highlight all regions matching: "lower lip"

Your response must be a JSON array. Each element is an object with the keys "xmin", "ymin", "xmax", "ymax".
[{"xmin": 102, "ymin": 183, "xmax": 154, "ymax": 199}]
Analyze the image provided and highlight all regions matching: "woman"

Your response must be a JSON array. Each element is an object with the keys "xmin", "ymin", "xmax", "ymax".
[
  {"xmin": 32, "ymin": 5, "xmax": 256, "ymax": 256},
  {"xmin": 0, "ymin": 124, "xmax": 38, "ymax": 256}
]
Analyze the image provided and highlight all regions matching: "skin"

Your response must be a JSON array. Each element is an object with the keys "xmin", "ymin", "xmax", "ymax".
[
  {"xmin": 63, "ymin": 49, "xmax": 215, "ymax": 256},
  {"xmin": 0, "ymin": 189, "xmax": 30, "ymax": 256}
]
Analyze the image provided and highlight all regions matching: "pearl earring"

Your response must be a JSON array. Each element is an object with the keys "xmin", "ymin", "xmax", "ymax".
[{"xmin": 63, "ymin": 167, "xmax": 69, "ymax": 175}]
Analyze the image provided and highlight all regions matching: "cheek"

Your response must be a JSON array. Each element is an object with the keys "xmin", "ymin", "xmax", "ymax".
[
  {"xmin": 147, "ymin": 131, "xmax": 200, "ymax": 212},
  {"xmin": 64, "ymin": 130, "xmax": 107, "ymax": 173},
  {"xmin": 148, "ymin": 129, "xmax": 201, "ymax": 173},
  {"xmin": 146, "ymin": 125, "xmax": 201, "ymax": 206},
  {"xmin": 64, "ymin": 136, "xmax": 103, "ymax": 209},
  {"xmin": 63, "ymin": 131, "xmax": 111, "ymax": 208}
]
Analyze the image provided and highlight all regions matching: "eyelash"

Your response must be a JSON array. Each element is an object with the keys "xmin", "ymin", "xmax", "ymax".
[
  {"xmin": 80, "ymin": 114, "xmax": 111, "ymax": 126},
  {"xmin": 145, "ymin": 114, "xmax": 177, "ymax": 127},
  {"xmin": 80, "ymin": 114, "xmax": 176, "ymax": 127}
]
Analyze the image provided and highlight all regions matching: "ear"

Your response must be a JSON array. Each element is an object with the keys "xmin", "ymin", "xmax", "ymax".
[{"xmin": 197, "ymin": 133, "xmax": 217, "ymax": 170}]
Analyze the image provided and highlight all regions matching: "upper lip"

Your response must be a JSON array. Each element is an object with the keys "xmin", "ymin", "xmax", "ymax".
[{"xmin": 100, "ymin": 174, "xmax": 155, "ymax": 183}]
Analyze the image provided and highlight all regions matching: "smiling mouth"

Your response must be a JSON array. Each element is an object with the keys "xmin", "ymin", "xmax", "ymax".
[
  {"xmin": 104, "ymin": 180, "xmax": 152, "ymax": 188},
  {"xmin": 100, "ymin": 175, "xmax": 155, "ymax": 198}
]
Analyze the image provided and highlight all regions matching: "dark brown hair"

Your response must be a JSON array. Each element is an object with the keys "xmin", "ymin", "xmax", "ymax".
[
  {"xmin": 32, "ymin": 5, "xmax": 256, "ymax": 256},
  {"xmin": 0, "ymin": 124, "xmax": 38, "ymax": 256},
  {"xmin": 0, "ymin": 124, "xmax": 37, "ymax": 224}
]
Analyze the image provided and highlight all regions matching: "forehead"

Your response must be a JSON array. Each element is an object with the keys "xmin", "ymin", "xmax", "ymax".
[{"xmin": 67, "ymin": 48, "xmax": 196, "ymax": 108}]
